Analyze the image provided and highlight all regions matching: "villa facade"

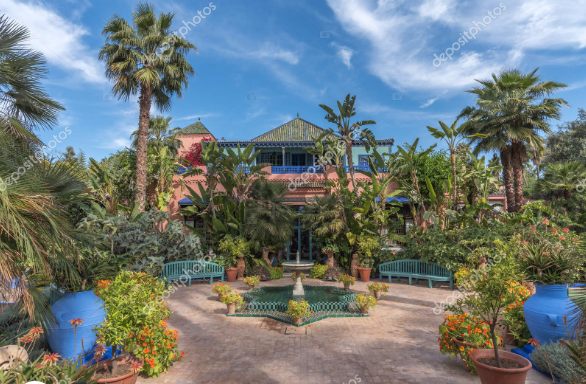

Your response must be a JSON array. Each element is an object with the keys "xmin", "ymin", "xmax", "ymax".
[{"xmin": 168, "ymin": 115, "xmax": 507, "ymax": 260}]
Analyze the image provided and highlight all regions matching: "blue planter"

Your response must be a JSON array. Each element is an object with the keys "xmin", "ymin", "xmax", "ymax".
[
  {"xmin": 46, "ymin": 290, "xmax": 106, "ymax": 360},
  {"xmin": 523, "ymin": 284, "xmax": 580, "ymax": 344}
]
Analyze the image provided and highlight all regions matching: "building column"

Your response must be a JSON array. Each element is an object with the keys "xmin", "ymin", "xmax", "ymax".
[{"xmin": 282, "ymin": 147, "xmax": 286, "ymax": 166}]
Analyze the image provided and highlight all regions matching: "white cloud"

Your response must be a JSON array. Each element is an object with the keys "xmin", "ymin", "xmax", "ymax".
[
  {"xmin": 2, "ymin": 0, "xmax": 107, "ymax": 85},
  {"xmin": 211, "ymin": 41, "xmax": 300, "ymax": 65},
  {"xmin": 326, "ymin": 0, "xmax": 586, "ymax": 91},
  {"xmin": 175, "ymin": 113, "xmax": 221, "ymax": 121},
  {"xmin": 247, "ymin": 108, "xmax": 266, "ymax": 119},
  {"xmin": 420, "ymin": 97, "xmax": 439, "ymax": 108},
  {"xmin": 331, "ymin": 42, "xmax": 354, "ymax": 69}
]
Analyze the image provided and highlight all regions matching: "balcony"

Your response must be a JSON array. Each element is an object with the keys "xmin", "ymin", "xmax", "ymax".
[{"xmin": 271, "ymin": 165, "xmax": 323, "ymax": 174}]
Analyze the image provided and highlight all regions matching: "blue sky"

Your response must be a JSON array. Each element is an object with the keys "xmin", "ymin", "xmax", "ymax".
[{"xmin": 3, "ymin": 0, "xmax": 586, "ymax": 160}]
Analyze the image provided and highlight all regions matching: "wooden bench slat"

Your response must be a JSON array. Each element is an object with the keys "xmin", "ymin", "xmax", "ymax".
[{"xmin": 379, "ymin": 260, "xmax": 453, "ymax": 289}]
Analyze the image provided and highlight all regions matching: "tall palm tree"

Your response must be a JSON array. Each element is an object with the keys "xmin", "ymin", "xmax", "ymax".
[
  {"xmin": 0, "ymin": 15, "xmax": 64, "ymax": 141},
  {"xmin": 99, "ymin": 3, "xmax": 197, "ymax": 212},
  {"xmin": 427, "ymin": 119, "xmax": 471, "ymax": 208},
  {"xmin": 536, "ymin": 162, "xmax": 586, "ymax": 200},
  {"xmin": 459, "ymin": 68, "xmax": 568, "ymax": 212},
  {"xmin": 319, "ymin": 94, "xmax": 376, "ymax": 197},
  {"xmin": 130, "ymin": 115, "xmax": 182, "ymax": 156}
]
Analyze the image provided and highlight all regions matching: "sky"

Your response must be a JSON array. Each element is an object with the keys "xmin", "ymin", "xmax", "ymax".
[{"xmin": 3, "ymin": 0, "xmax": 586, "ymax": 160}]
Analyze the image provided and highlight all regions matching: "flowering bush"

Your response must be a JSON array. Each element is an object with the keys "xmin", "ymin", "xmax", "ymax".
[
  {"xmin": 286, "ymin": 299, "xmax": 310, "ymax": 319},
  {"xmin": 309, "ymin": 264, "xmax": 328, "ymax": 279},
  {"xmin": 220, "ymin": 292, "xmax": 244, "ymax": 306},
  {"xmin": 502, "ymin": 280, "xmax": 532, "ymax": 346},
  {"xmin": 355, "ymin": 294, "xmax": 377, "ymax": 310},
  {"xmin": 338, "ymin": 274, "xmax": 355, "ymax": 285},
  {"xmin": 269, "ymin": 266, "xmax": 283, "ymax": 279},
  {"xmin": 367, "ymin": 282, "xmax": 389, "ymax": 296},
  {"xmin": 243, "ymin": 275, "xmax": 260, "ymax": 287},
  {"xmin": 291, "ymin": 272, "xmax": 305, "ymax": 281},
  {"xmin": 211, "ymin": 283, "xmax": 232, "ymax": 296},
  {"xmin": 438, "ymin": 313, "xmax": 497, "ymax": 372},
  {"xmin": 130, "ymin": 319, "xmax": 183, "ymax": 377}
]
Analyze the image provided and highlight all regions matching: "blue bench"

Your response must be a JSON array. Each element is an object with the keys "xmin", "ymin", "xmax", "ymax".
[
  {"xmin": 379, "ymin": 260, "xmax": 453, "ymax": 289},
  {"xmin": 159, "ymin": 261, "xmax": 224, "ymax": 286}
]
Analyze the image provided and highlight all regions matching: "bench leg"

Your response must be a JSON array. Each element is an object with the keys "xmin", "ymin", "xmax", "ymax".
[
  {"xmin": 408, "ymin": 277, "xmax": 412, "ymax": 285},
  {"xmin": 388, "ymin": 275, "xmax": 392, "ymax": 283},
  {"xmin": 429, "ymin": 279, "xmax": 433, "ymax": 288},
  {"xmin": 415, "ymin": 279, "xmax": 419, "ymax": 285},
  {"xmin": 210, "ymin": 276, "xmax": 214, "ymax": 285},
  {"xmin": 221, "ymin": 275, "xmax": 224, "ymax": 282},
  {"xmin": 450, "ymin": 279, "xmax": 453, "ymax": 290},
  {"xmin": 188, "ymin": 277, "xmax": 191, "ymax": 287}
]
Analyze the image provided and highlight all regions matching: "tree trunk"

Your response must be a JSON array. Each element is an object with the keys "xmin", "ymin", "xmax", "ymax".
[
  {"xmin": 342, "ymin": 132, "xmax": 359, "ymax": 198},
  {"xmin": 451, "ymin": 152, "xmax": 457, "ymax": 208},
  {"xmin": 490, "ymin": 323, "xmax": 502, "ymax": 368},
  {"xmin": 135, "ymin": 84, "xmax": 153, "ymax": 213},
  {"xmin": 500, "ymin": 146, "xmax": 515, "ymax": 213},
  {"xmin": 511, "ymin": 141, "xmax": 525, "ymax": 212}
]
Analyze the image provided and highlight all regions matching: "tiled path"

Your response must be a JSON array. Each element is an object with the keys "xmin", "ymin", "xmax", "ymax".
[{"xmin": 138, "ymin": 278, "xmax": 552, "ymax": 384}]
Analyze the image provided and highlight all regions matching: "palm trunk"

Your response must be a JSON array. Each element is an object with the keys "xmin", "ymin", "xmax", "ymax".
[
  {"xmin": 345, "ymin": 139, "xmax": 358, "ymax": 197},
  {"xmin": 323, "ymin": 164, "xmax": 330, "ymax": 197},
  {"xmin": 451, "ymin": 152, "xmax": 457, "ymax": 208},
  {"xmin": 135, "ymin": 84, "xmax": 153, "ymax": 212},
  {"xmin": 500, "ymin": 146, "xmax": 515, "ymax": 213},
  {"xmin": 511, "ymin": 141, "xmax": 525, "ymax": 212}
]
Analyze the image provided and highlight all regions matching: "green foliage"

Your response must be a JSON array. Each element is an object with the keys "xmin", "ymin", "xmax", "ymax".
[
  {"xmin": 286, "ymin": 299, "xmax": 310, "ymax": 319},
  {"xmin": 268, "ymin": 266, "xmax": 284, "ymax": 279},
  {"xmin": 543, "ymin": 109, "xmax": 586, "ymax": 166},
  {"xmin": 218, "ymin": 235, "xmax": 250, "ymax": 267},
  {"xmin": 309, "ymin": 264, "xmax": 328, "ymax": 279},
  {"xmin": 355, "ymin": 294, "xmax": 377, "ymax": 310},
  {"xmin": 0, "ymin": 354, "xmax": 98, "ymax": 384},
  {"xmin": 532, "ymin": 341, "xmax": 581, "ymax": 384}
]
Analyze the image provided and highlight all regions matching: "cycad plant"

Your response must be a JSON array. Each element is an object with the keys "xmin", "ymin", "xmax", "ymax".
[{"xmin": 99, "ymin": 2, "xmax": 197, "ymax": 212}]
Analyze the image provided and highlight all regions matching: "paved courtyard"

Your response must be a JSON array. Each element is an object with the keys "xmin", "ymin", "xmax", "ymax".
[{"xmin": 138, "ymin": 278, "xmax": 552, "ymax": 384}]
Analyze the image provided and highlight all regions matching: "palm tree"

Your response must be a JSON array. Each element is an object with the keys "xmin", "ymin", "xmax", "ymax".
[
  {"xmin": 301, "ymin": 195, "xmax": 347, "ymax": 239},
  {"xmin": 536, "ymin": 162, "xmax": 586, "ymax": 200},
  {"xmin": 243, "ymin": 180, "xmax": 295, "ymax": 252},
  {"xmin": 319, "ymin": 94, "xmax": 376, "ymax": 197},
  {"xmin": 99, "ymin": 3, "xmax": 197, "ymax": 212},
  {"xmin": 459, "ymin": 68, "xmax": 568, "ymax": 212},
  {"xmin": 130, "ymin": 115, "xmax": 182, "ymax": 156},
  {"xmin": 427, "ymin": 119, "xmax": 471, "ymax": 208},
  {"xmin": 0, "ymin": 15, "xmax": 64, "ymax": 141}
]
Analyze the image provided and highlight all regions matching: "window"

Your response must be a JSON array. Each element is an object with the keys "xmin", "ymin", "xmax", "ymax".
[
  {"xmin": 291, "ymin": 153, "xmax": 306, "ymax": 166},
  {"xmin": 262, "ymin": 152, "xmax": 283, "ymax": 166}
]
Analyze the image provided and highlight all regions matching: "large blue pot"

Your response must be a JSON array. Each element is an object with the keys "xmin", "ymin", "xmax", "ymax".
[
  {"xmin": 46, "ymin": 290, "xmax": 106, "ymax": 360},
  {"xmin": 523, "ymin": 284, "xmax": 580, "ymax": 344}
]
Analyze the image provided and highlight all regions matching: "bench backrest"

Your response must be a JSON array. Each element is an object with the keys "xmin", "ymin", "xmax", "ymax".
[
  {"xmin": 161, "ymin": 260, "xmax": 224, "ymax": 277},
  {"xmin": 379, "ymin": 260, "xmax": 451, "ymax": 277}
]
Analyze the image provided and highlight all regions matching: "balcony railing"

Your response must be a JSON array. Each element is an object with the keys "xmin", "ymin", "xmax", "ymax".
[
  {"xmin": 342, "ymin": 165, "xmax": 387, "ymax": 173},
  {"xmin": 271, "ymin": 165, "xmax": 323, "ymax": 174}
]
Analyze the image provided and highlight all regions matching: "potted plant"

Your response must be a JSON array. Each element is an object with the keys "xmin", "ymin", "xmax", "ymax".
[
  {"xmin": 367, "ymin": 282, "xmax": 389, "ymax": 299},
  {"xmin": 501, "ymin": 280, "xmax": 532, "ymax": 346},
  {"xmin": 45, "ymin": 247, "xmax": 109, "ymax": 361},
  {"xmin": 439, "ymin": 313, "xmax": 496, "ymax": 372},
  {"xmin": 356, "ymin": 234, "xmax": 378, "ymax": 282},
  {"xmin": 219, "ymin": 236, "xmax": 250, "ymax": 282},
  {"xmin": 93, "ymin": 271, "xmax": 174, "ymax": 382},
  {"xmin": 243, "ymin": 275, "xmax": 260, "ymax": 290},
  {"xmin": 519, "ymin": 235, "xmax": 583, "ymax": 344},
  {"xmin": 309, "ymin": 264, "xmax": 328, "ymax": 279},
  {"xmin": 291, "ymin": 272, "xmax": 305, "ymax": 281},
  {"xmin": 211, "ymin": 283, "xmax": 232, "ymax": 299},
  {"xmin": 220, "ymin": 292, "xmax": 244, "ymax": 314},
  {"xmin": 338, "ymin": 274, "xmax": 355, "ymax": 290},
  {"xmin": 321, "ymin": 241, "xmax": 339, "ymax": 269},
  {"xmin": 447, "ymin": 255, "xmax": 532, "ymax": 384},
  {"xmin": 355, "ymin": 294, "xmax": 377, "ymax": 314},
  {"xmin": 286, "ymin": 299, "xmax": 310, "ymax": 325}
]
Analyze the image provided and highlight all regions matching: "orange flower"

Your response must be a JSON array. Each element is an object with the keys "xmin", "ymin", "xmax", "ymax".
[
  {"xmin": 181, "ymin": 352, "xmax": 185, "ymax": 357},
  {"xmin": 552, "ymin": 227, "xmax": 558, "ymax": 235},
  {"xmin": 69, "ymin": 318, "xmax": 83, "ymax": 327},
  {"xmin": 42, "ymin": 353, "xmax": 60, "ymax": 365},
  {"xmin": 542, "ymin": 218, "xmax": 549, "ymax": 225},
  {"xmin": 559, "ymin": 235, "xmax": 566, "ymax": 240}
]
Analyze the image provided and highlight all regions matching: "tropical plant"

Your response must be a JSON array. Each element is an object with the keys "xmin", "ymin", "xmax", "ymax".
[
  {"xmin": 536, "ymin": 162, "xmax": 586, "ymax": 200},
  {"xmin": 319, "ymin": 94, "xmax": 376, "ymax": 196},
  {"xmin": 518, "ymin": 237, "xmax": 583, "ymax": 285},
  {"xmin": 543, "ymin": 109, "xmax": 586, "ymax": 166},
  {"xmin": 0, "ymin": 353, "xmax": 98, "ymax": 384},
  {"xmin": 146, "ymin": 146, "xmax": 178, "ymax": 211},
  {"xmin": 286, "ymin": 299, "xmax": 310, "ymax": 319},
  {"xmin": 459, "ymin": 68, "xmax": 568, "ymax": 212},
  {"xmin": 309, "ymin": 264, "xmax": 328, "ymax": 279},
  {"xmin": 218, "ymin": 235, "xmax": 249, "ymax": 268},
  {"xmin": 130, "ymin": 115, "xmax": 183, "ymax": 156},
  {"xmin": 88, "ymin": 156, "xmax": 130, "ymax": 215},
  {"xmin": 99, "ymin": 2, "xmax": 197, "ymax": 212},
  {"xmin": 355, "ymin": 294, "xmax": 377, "ymax": 310}
]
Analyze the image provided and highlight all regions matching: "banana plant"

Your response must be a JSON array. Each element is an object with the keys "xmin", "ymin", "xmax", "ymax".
[
  {"xmin": 220, "ymin": 143, "xmax": 269, "ymax": 204},
  {"xmin": 88, "ymin": 156, "xmax": 129, "ymax": 215}
]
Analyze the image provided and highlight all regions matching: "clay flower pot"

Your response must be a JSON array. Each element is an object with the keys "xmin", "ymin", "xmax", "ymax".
[
  {"xmin": 227, "ymin": 303, "xmax": 236, "ymax": 314},
  {"xmin": 343, "ymin": 282, "xmax": 351, "ymax": 290},
  {"xmin": 226, "ymin": 267, "xmax": 238, "ymax": 282},
  {"xmin": 357, "ymin": 267, "xmax": 372, "ymax": 282},
  {"xmin": 293, "ymin": 317, "xmax": 303, "ymax": 325},
  {"xmin": 247, "ymin": 284, "xmax": 255, "ymax": 290},
  {"xmin": 373, "ymin": 290, "xmax": 381, "ymax": 299},
  {"xmin": 236, "ymin": 255, "xmax": 245, "ymax": 280},
  {"xmin": 325, "ymin": 250, "xmax": 335, "ymax": 269},
  {"xmin": 94, "ymin": 355, "xmax": 143, "ymax": 384},
  {"xmin": 469, "ymin": 349, "xmax": 531, "ymax": 384},
  {"xmin": 360, "ymin": 306, "xmax": 369, "ymax": 315},
  {"xmin": 451, "ymin": 338, "xmax": 476, "ymax": 371}
]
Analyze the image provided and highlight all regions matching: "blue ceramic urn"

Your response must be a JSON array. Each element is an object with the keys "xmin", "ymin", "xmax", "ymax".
[
  {"xmin": 523, "ymin": 284, "xmax": 580, "ymax": 344},
  {"xmin": 45, "ymin": 290, "xmax": 106, "ymax": 360}
]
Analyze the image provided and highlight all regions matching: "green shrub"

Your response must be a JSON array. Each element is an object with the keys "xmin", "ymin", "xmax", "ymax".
[
  {"xmin": 531, "ymin": 341, "xmax": 580, "ymax": 383},
  {"xmin": 268, "ymin": 266, "xmax": 283, "ymax": 279},
  {"xmin": 309, "ymin": 264, "xmax": 328, "ymax": 279}
]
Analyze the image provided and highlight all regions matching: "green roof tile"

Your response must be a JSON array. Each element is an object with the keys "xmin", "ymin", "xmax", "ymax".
[
  {"xmin": 177, "ymin": 119, "xmax": 211, "ymax": 135},
  {"xmin": 251, "ymin": 116, "xmax": 335, "ymax": 142}
]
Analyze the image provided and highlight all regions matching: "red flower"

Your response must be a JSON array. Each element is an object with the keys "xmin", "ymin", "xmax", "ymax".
[
  {"xmin": 563, "ymin": 227, "xmax": 570, "ymax": 233},
  {"xmin": 69, "ymin": 318, "xmax": 83, "ymax": 327},
  {"xmin": 530, "ymin": 225, "xmax": 536, "ymax": 232},
  {"xmin": 42, "ymin": 353, "xmax": 60, "ymax": 365},
  {"xmin": 542, "ymin": 218, "xmax": 549, "ymax": 225},
  {"xmin": 559, "ymin": 235, "xmax": 566, "ymax": 240},
  {"xmin": 180, "ymin": 352, "xmax": 185, "ymax": 357},
  {"xmin": 130, "ymin": 362, "xmax": 143, "ymax": 373},
  {"xmin": 551, "ymin": 227, "xmax": 558, "ymax": 235}
]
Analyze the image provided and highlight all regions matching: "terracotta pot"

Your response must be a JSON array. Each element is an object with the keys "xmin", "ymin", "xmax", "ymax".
[
  {"xmin": 247, "ymin": 284, "xmax": 255, "ymax": 290},
  {"xmin": 373, "ymin": 290, "xmax": 381, "ymax": 300},
  {"xmin": 360, "ymin": 306, "xmax": 369, "ymax": 315},
  {"xmin": 227, "ymin": 303, "xmax": 236, "ymax": 314},
  {"xmin": 343, "ymin": 282, "xmax": 351, "ymax": 290},
  {"xmin": 262, "ymin": 247, "xmax": 271, "ymax": 266},
  {"xmin": 325, "ymin": 250, "xmax": 335, "ymax": 269},
  {"xmin": 94, "ymin": 355, "xmax": 142, "ymax": 384},
  {"xmin": 469, "ymin": 349, "xmax": 531, "ymax": 384},
  {"xmin": 293, "ymin": 317, "xmax": 303, "ymax": 325},
  {"xmin": 358, "ymin": 267, "xmax": 372, "ymax": 282},
  {"xmin": 451, "ymin": 338, "xmax": 476, "ymax": 371},
  {"xmin": 236, "ymin": 255, "xmax": 245, "ymax": 280},
  {"xmin": 503, "ymin": 325, "xmax": 517, "ymax": 346},
  {"xmin": 350, "ymin": 254, "xmax": 359, "ymax": 279},
  {"xmin": 226, "ymin": 268, "xmax": 238, "ymax": 282}
]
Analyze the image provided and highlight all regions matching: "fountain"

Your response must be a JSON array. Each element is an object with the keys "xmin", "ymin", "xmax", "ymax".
[{"xmin": 281, "ymin": 252, "xmax": 314, "ymax": 295}]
